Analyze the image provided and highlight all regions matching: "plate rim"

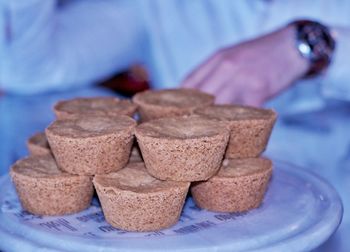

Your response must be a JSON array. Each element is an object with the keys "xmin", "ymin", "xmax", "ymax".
[{"xmin": 0, "ymin": 159, "xmax": 343, "ymax": 252}]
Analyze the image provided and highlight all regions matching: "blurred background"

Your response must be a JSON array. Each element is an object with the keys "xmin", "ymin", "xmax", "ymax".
[{"xmin": 1, "ymin": 1, "xmax": 350, "ymax": 251}]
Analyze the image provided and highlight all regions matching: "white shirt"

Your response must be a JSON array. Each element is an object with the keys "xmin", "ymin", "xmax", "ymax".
[{"xmin": 1, "ymin": 0, "xmax": 350, "ymax": 108}]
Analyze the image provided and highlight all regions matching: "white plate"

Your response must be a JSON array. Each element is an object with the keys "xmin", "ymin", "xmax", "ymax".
[{"xmin": 0, "ymin": 160, "xmax": 343, "ymax": 252}]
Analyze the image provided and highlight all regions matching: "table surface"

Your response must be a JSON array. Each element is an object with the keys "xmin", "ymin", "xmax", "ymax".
[{"xmin": 1, "ymin": 87, "xmax": 350, "ymax": 252}]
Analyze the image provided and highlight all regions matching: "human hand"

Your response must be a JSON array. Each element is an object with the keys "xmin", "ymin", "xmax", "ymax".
[{"xmin": 181, "ymin": 25, "xmax": 310, "ymax": 106}]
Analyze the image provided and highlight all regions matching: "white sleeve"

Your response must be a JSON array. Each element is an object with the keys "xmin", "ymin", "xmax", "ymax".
[
  {"xmin": 320, "ymin": 27, "xmax": 350, "ymax": 101},
  {"xmin": 0, "ymin": 0, "xmax": 146, "ymax": 94}
]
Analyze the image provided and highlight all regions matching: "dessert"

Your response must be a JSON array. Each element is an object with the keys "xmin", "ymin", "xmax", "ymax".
[
  {"xmin": 46, "ymin": 115, "xmax": 136, "ymax": 175},
  {"xmin": 54, "ymin": 97, "xmax": 137, "ymax": 119},
  {"xmin": 27, "ymin": 132, "xmax": 51, "ymax": 156},
  {"xmin": 93, "ymin": 162, "xmax": 190, "ymax": 231},
  {"xmin": 9, "ymin": 90, "xmax": 278, "ymax": 231},
  {"xmin": 195, "ymin": 105, "xmax": 276, "ymax": 158},
  {"xmin": 135, "ymin": 116, "xmax": 230, "ymax": 181},
  {"xmin": 191, "ymin": 158, "xmax": 272, "ymax": 212},
  {"xmin": 132, "ymin": 88, "xmax": 214, "ymax": 121},
  {"xmin": 10, "ymin": 155, "xmax": 93, "ymax": 216}
]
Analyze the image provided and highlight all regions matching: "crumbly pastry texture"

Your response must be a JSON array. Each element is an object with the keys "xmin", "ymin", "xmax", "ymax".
[
  {"xmin": 93, "ymin": 162, "xmax": 190, "ymax": 231},
  {"xmin": 10, "ymin": 155, "xmax": 93, "ymax": 216},
  {"xmin": 135, "ymin": 116, "xmax": 230, "ymax": 181},
  {"xmin": 46, "ymin": 115, "xmax": 136, "ymax": 175},
  {"xmin": 132, "ymin": 88, "xmax": 214, "ymax": 121},
  {"xmin": 191, "ymin": 158, "xmax": 273, "ymax": 212},
  {"xmin": 27, "ymin": 132, "xmax": 52, "ymax": 156},
  {"xmin": 195, "ymin": 105, "xmax": 277, "ymax": 158},
  {"xmin": 54, "ymin": 97, "xmax": 137, "ymax": 119}
]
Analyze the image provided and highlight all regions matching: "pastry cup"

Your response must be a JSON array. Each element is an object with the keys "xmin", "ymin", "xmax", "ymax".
[
  {"xmin": 195, "ymin": 105, "xmax": 277, "ymax": 158},
  {"xmin": 93, "ymin": 162, "xmax": 190, "ymax": 231},
  {"xmin": 135, "ymin": 116, "xmax": 230, "ymax": 181},
  {"xmin": 27, "ymin": 132, "xmax": 51, "ymax": 156},
  {"xmin": 191, "ymin": 158, "xmax": 273, "ymax": 212},
  {"xmin": 10, "ymin": 155, "xmax": 93, "ymax": 216},
  {"xmin": 132, "ymin": 88, "xmax": 214, "ymax": 122},
  {"xmin": 54, "ymin": 97, "xmax": 137, "ymax": 119},
  {"xmin": 46, "ymin": 115, "xmax": 136, "ymax": 175}
]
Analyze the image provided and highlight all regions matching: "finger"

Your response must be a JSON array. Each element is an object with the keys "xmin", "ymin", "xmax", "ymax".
[
  {"xmin": 181, "ymin": 52, "xmax": 222, "ymax": 89},
  {"xmin": 215, "ymin": 89, "xmax": 235, "ymax": 104},
  {"xmin": 215, "ymin": 83, "xmax": 241, "ymax": 104},
  {"xmin": 194, "ymin": 67, "xmax": 229, "ymax": 95},
  {"xmin": 215, "ymin": 79, "xmax": 266, "ymax": 106},
  {"xmin": 194, "ymin": 61, "xmax": 236, "ymax": 96},
  {"xmin": 240, "ymin": 92, "xmax": 265, "ymax": 107}
]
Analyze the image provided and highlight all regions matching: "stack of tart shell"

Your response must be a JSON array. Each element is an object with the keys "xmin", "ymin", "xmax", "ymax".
[{"xmin": 10, "ymin": 89, "xmax": 276, "ymax": 232}]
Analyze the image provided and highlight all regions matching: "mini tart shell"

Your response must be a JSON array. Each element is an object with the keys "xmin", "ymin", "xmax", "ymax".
[
  {"xmin": 93, "ymin": 162, "xmax": 190, "ymax": 232},
  {"xmin": 195, "ymin": 105, "xmax": 277, "ymax": 159},
  {"xmin": 54, "ymin": 97, "xmax": 137, "ymax": 120},
  {"xmin": 27, "ymin": 132, "xmax": 52, "ymax": 156},
  {"xmin": 132, "ymin": 88, "xmax": 214, "ymax": 122},
  {"xmin": 46, "ymin": 115, "xmax": 136, "ymax": 175},
  {"xmin": 135, "ymin": 116, "xmax": 230, "ymax": 182},
  {"xmin": 10, "ymin": 155, "xmax": 93, "ymax": 216},
  {"xmin": 191, "ymin": 158, "xmax": 273, "ymax": 212}
]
